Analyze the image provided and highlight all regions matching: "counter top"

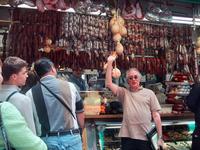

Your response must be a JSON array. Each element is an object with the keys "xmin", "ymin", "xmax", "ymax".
[{"xmin": 85, "ymin": 112, "xmax": 194, "ymax": 122}]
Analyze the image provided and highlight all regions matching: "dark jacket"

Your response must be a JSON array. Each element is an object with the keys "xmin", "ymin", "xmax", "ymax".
[{"xmin": 186, "ymin": 84, "xmax": 200, "ymax": 129}]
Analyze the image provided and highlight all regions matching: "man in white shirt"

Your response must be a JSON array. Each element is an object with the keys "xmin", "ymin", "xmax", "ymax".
[{"xmin": 0, "ymin": 56, "xmax": 36, "ymax": 134}]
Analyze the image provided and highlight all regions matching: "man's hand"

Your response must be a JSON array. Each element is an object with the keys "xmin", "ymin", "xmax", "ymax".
[
  {"xmin": 157, "ymin": 138, "xmax": 164, "ymax": 150},
  {"xmin": 107, "ymin": 55, "xmax": 117, "ymax": 62}
]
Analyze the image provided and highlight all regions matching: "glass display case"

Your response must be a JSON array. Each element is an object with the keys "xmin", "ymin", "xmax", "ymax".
[
  {"xmin": 165, "ymin": 81, "xmax": 193, "ymax": 113},
  {"xmin": 95, "ymin": 122, "xmax": 121, "ymax": 150},
  {"xmin": 162, "ymin": 120, "xmax": 194, "ymax": 150},
  {"xmin": 93, "ymin": 120, "xmax": 195, "ymax": 150}
]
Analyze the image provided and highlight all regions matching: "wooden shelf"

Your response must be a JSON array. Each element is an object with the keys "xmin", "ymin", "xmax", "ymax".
[
  {"xmin": 160, "ymin": 112, "xmax": 194, "ymax": 120},
  {"xmin": 165, "ymin": 81, "xmax": 193, "ymax": 85},
  {"xmin": 85, "ymin": 112, "xmax": 194, "ymax": 121}
]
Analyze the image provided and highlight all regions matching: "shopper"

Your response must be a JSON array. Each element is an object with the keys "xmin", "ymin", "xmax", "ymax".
[
  {"xmin": 105, "ymin": 55, "xmax": 163, "ymax": 150},
  {"xmin": 0, "ymin": 58, "xmax": 47, "ymax": 150},
  {"xmin": 0, "ymin": 56, "xmax": 36, "ymax": 134},
  {"xmin": 26, "ymin": 58, "xmax": 84, "ymax": 150},
  {"xmin": 186, "ymin": 83, "xmax": 200, "ymax": 150},
  {"xmin": 69, "ymin": 67, "xmax": 88, "ymax": 91}
]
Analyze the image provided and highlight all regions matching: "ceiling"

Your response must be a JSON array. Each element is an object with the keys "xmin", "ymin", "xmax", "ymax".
[{"xmin": 0, "ymin": 0, "xmax": 199, "ymax": 30}]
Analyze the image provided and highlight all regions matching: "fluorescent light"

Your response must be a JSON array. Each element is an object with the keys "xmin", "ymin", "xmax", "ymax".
[
  {"xmin": 172, "ymin": 16, "xmax": 200, "ymax": 25},
  {"xmin": 18, "ymin": 4, "xmax": 36, "ymax": 9},
  {"xmin": 0, "ymin": 4, "xmax": 10, "ymax": 7},
  {"xmin": 171, "ymin": 20, "xmax": 193, "ymax": 24},
  {"xmin": 195, "ymin": 18, "xmax": 200, "ymax": 22},
  {"xmin": 194, "ymin": 22, "xmax": 200, "ymax": 26},
  {"xmin": 172, "ymin": 16, "xmax": 193, "ymax": 21},
  {"xmin": 145, "ymin": 15, "xmax": 200, "ymax": 26}
]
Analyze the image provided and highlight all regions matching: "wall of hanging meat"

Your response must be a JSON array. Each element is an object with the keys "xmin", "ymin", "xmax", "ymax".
[{"xmin": 7, "ymin": 8, "xmax": 194, "ymax": 78}]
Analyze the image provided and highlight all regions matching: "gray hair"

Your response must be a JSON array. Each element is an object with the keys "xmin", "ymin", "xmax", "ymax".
[{"xmin": 126, "ymin": 68, "xmax": 142, "ymax": 80}]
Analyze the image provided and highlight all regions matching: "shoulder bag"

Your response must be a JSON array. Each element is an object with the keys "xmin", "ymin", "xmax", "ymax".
[{"xmin": 39, "ymin": 81, "xmax": 76, "ymax": 120}]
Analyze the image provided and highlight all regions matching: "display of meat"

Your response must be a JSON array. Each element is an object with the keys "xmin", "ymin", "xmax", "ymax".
[
  {"xmin": 35, "ymin": 0, "xmax": 68, "ymax": 12},
  {"xmin": 122, "ymin": 0, "xmax": 144, "ymax": 20},
  {"xmin": 7, "ymin": 9, "xmax": 193, "ymax": 77},
  {"xmin": 135, "ymin": 1, "xmax": 144, "ymax": 19}
]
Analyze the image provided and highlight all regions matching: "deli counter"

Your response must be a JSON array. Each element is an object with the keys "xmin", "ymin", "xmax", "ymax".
[{"xmin": 83, "ymin": 113, "xmax": 195, "ymax": 150}]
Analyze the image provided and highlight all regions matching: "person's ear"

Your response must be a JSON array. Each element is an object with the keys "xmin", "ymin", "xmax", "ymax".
[
  {"xmin": 51, "ymin": 67, "xmax": 57, "ymax": 74},
  {"xmin": 10, "ymin": 74, "xmax": 17, "ymax": 81}
]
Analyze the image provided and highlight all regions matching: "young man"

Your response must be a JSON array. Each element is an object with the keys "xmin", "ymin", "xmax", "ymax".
[
  {"xmin": 105, "ymin": 55, "xmax": 163, "ymax": 150},
  {"xmin": 0, "ymin": 56, "xmax": 36, "ymax": 133},
  {"xmin": 26, "ymin": 58, "xmax": 84, "ymax": 150},
  {"xmin": 0, "ymin": 58, "xmax": 47, "ymax": 150}
]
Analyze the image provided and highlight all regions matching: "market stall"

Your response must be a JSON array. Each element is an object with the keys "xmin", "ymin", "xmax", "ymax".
[{"xmin": 0, "ymin": 0, "xmax": 200, "ymax": 150}]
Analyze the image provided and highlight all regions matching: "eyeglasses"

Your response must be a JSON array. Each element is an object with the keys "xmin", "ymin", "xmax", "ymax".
[{"xmin": 128, "ymin": 75, "xmax": 138, "ymax": 80}]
